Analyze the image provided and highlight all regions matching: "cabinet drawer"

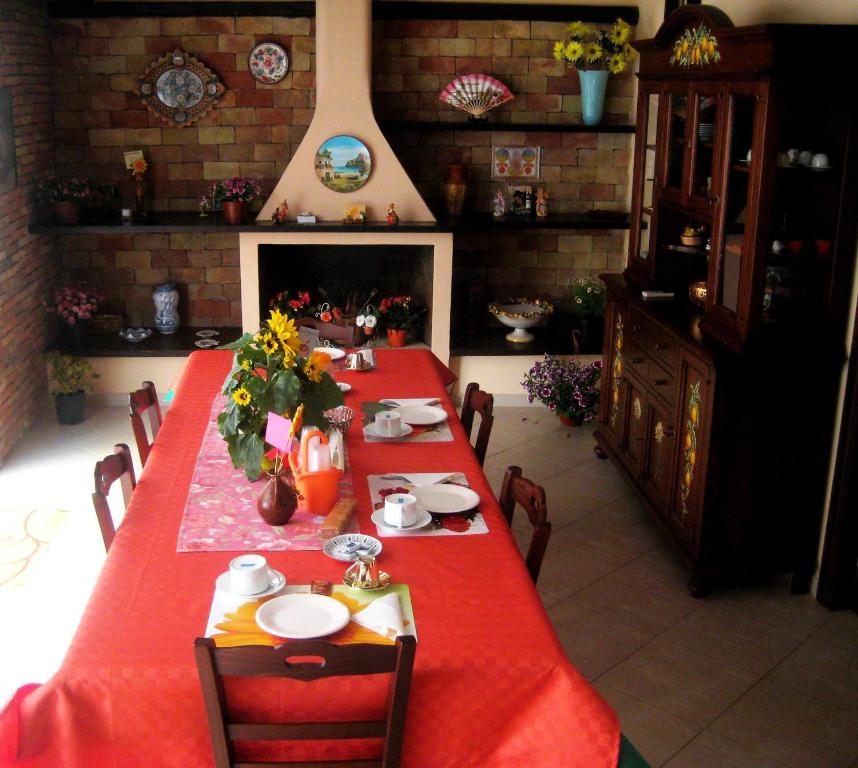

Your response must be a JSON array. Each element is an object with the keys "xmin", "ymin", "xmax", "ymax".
[
  {"xmin": 625, "ymin": 343, "xmax": 677, "ymax": 406},
  {"xmin": 629, "ymin": 310, "xmax": 679, "ymax": 372}
]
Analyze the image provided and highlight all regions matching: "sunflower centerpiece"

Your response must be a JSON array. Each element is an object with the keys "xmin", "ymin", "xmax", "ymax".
[{"xmin": 218, "ymin": 309, "xmax": 344, "ymax": 480}]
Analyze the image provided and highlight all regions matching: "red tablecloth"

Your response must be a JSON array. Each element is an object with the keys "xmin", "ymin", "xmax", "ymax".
[{"xmin": 1, "ymin": 350, "xmax": 619, "ymax": 768}]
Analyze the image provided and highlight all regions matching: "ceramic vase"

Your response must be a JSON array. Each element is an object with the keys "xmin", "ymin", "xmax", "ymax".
[
  {"xmin": 152, "ymin": 283, "xmax": 180, "ymax": 335},
  {"xmin": 55, "ymin": 391, "xmax": 85, "ymax": 425},
  {"xmin": 221, "ymin": 201, "xmax": 246, "ymax": 225},
  {"xmin": 578, "ymin": 69, "xmax": 609, "ymax": 126},
  {"xmin": 386, "ymin": 328, "xmax": 407, "ymax": 347},
  {"xmin": 54, "ymin": 201, "xmax": 80, "ymax": 225},
  {"xmin": 256, "ymin": 471, "xmax": 298, "ymax": 526},
  {"xmin": 444, "ymin": 164, "xmax": 468, "ymax": 217}
]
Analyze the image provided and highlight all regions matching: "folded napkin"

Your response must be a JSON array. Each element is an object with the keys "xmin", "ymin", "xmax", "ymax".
[
  {"xmin": 351, "ymin": 593, "xmax": 405, "ymax": 640},
  {"xmin": 379, "ymin": 398, "xmax": 441, "ymax": 407}
]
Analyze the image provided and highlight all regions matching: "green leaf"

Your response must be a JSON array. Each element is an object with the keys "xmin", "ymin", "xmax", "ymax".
[
  {"xmin": 218, "ymin": 333, "xmax": 255, "ymax": 351},
  {"xmin": 271, "ymin": 369, "xmax": 301, "ymax": 414},
  {"xmin": 298, "ymin": 372, "xmax": 344, "ymax": 431},
  {"xmin": 238, "ymin": 432, "xmax": 265, "ymax": 481}
]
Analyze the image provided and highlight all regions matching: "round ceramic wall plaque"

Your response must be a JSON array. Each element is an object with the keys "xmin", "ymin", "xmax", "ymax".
[
  {"xmin": 314, "ymin": 135, "xmax": 372, "ymax": 193},
  {"xmin": 248, "ymin": 42, "xmax": 289, "ymax": 84}
]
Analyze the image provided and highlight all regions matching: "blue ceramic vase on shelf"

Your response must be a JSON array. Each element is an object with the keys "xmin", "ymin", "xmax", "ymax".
[
  {"xmin": 579, "ymin": 69, "xmax": 609, "ymax": 126},
  {"xmin": 153, "ymin": 283, "xmax": 180, "ymax": 335}
]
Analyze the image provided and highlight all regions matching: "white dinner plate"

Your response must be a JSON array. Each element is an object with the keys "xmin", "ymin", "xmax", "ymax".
[
  {"xmin": 323, "ymin": 533, "xmax": 383, "ymax": 561},
  {"xmin": 337, "ymin": 382, "xmax": 352, "ymax": 393},
  {"xmin": 255, "ymin": 593, "xmax": 350, "ymax": 639},
  {"xmin": 410, "ymin": 484, "xmax": 480, "ymax": 514},
  {"xmin": 314, "ymin": 346, "xmax": 345, "ymax": 360},
  {"xmin": 391, "ymin": 405, "xmax": 447, "ymax": 426},
  {"xmin": 363, "ymin": 423, "xmax": 414, "ymax": 441},
  {"xmin": 215, "ymin": 569, "xmax": 286, "ymax": 598},
  {"xmin": 371, "ymin": 508, "xmax": 433, "ymax": 532}
]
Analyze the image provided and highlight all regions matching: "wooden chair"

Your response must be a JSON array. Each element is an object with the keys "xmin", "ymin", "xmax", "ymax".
[
  {"xmin": 498, "ymin": 466, "xmax": 552, "ymax": 584},
  {"xmin": 460, "ymin": 382, "xmax": 494, "ymax": 466},
  {"xmin": 194, "ymin": 635, "xmax": 417, "ymax": 768},
  {"xmin": 129, "ymin": 380, "xmax": 162, "ymax": 466},
  {"xmin": 92, "ymin": 443, "xmax": 137, "ymax": 552}
]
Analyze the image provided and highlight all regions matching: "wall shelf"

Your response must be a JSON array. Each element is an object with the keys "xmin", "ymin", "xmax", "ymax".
[
  {"xmin": 381, "ymin": 120, "xmax": 636, "ymax": 135},
  {"xmin": 443, "ymin": 212, "xmax": 630, "ymax": 231},
  {"xmin": 48, "ymin": 326, "xmax": 243, "ymax": 357}
]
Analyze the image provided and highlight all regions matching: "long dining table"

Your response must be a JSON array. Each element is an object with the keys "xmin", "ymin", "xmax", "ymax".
[{"xmin": 1, "ymin": 349, "xmax": 621, "ymax": 767}]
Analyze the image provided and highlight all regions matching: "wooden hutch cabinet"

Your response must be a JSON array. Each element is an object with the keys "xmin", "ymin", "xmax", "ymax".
[{"xmin": 595, "ymin": 7, "xmax": 858, "ymax": 595}]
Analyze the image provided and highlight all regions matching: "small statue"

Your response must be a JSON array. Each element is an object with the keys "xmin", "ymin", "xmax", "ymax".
[
  {"xmin": 272, "ymin": 199, "xmax": 289, "ymax": 225},
  {"xmin": 198, "ymin": 195, "xmax": 209, "ymax": 217},
  {"xmin": 493, "ymin": 189, "xmax": 505, "ymax": 218},
  {"xmin": 535, "ymin": 187, "xmax": 548, "ymax": 218},
  {"xmin": 386, "ymin": 202, "xmax": 400, "ymax": 226}
]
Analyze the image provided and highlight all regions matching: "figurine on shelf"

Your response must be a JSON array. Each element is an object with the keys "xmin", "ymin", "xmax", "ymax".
[
  {"xmin": 198, "ymin": 195, "xmax": 209, "ymax": 217},
  {"xmin": 493, "ymin": 189, "xmax": 505, "ymax": 218},
  {"xmin": 386, "ymin": 202, "xmax": 400, "ymax": 226},
  {"xmin": 272, "ymin": 199, "xmax": 289, "ymax": 225},
  {"xmin": 535, "ymin": 187, "xmax": 548, "ymax": 218}
]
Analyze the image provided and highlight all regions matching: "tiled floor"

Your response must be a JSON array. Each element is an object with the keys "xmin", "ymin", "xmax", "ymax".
[{"xmin": 1, "ymin": 404, "xmax": 857, "ymax": 767}]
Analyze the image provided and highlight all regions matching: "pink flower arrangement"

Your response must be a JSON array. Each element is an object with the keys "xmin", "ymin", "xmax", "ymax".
[
  {"xmin": 37, "ymin": 177, "xmax": 92, "ymax": 203},
  {"xmin": 47, "ymin": 284, "xmax": 102, "ymax": 326},
  {"xmin": 209, "ymin": 176, "xmax": 263, "ymax": 203},
  {"xmin": 378, "ymin": 295, "xmax": 426, "ymax": 330}
]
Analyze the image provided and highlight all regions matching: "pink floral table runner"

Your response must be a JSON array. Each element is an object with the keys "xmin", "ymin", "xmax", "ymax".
[{"xmin": 177, "ymin": 395, "xmax": 358, "ymax": 552}]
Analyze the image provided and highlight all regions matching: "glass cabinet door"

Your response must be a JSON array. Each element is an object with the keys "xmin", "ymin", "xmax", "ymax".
[
  {"xmin": 689, "ymin": 88, "xmax": 720, "ymax": 205},
  {"xmin": 664, "ymin": 88, "xmax": 688, "ymax": 196},
  {"xmin": 629, "ymin": 90, "xmax": 661, "ymax": 277}
]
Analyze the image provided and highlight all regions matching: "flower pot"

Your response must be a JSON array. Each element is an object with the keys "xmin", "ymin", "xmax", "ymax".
[
  {"xmin": 221, "ymin": 200, "xmax": 246, "ymax": 225},
  {"xmin": 57, "ymin": 320, "xmax": 88, "ymax": 349},
  {"xmin": 55, "ymin": 391, "xmax": 86, "ymax": 425},
  {"xmin": 53, "ymin": 201, "xmax": 80, "ymax": 225},
  {"xmin": 256, "ymin": 472, "xmax": 298, "ymax": 526},
  {"xmin": 444, "ymin": 164, "xmax": 468, "ymax": 217},
  {"xmin": 578, "ymin": 69, "xmax": 609, "ymax": 126},
  {"xmin": 386, "ymin": 328, "xmax": 407, "ymax": 347},
  {"xmin": 558, "ymin": 412, "xmax": 584, "ymax": 427}
]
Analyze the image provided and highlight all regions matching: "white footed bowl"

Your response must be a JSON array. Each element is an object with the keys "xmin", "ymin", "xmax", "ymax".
[{"xmin": 488, "ymin": 299, "xmax": 554, "ymax": 343}]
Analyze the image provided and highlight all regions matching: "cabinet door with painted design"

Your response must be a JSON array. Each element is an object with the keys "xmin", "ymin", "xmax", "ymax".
[
  {"xmin": 598, "ymin": 299, "xmax": 628, "ymax": 451},
  {"xmin": 641, "ymin": 398, "xmax": 676, "ymax": 514}
]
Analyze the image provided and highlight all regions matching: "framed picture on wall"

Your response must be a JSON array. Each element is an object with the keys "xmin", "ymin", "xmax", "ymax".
[
  {"xmin": 491, "ymin": 146, "xmax": 541, "ymax": 180},
  {"xmin": 0, "ymin": 87, "xmax": 16, "ymax": 195}
]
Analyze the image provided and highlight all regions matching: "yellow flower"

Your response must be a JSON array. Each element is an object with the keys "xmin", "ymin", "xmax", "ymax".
[
  {"xmin": 565, "ymin": 40, "xmax": 584, "ymax": 63},
  {"xmin": 290, "ymin": 403, "xmax": 304, "ymax": 437},
  {"xmin": 240, "ymin": 358, "xmax": 251, "ymax": 371},
  {"xmin": 259, "ymin": 333, "xmax": 279, "ymax": 355},
  {"xmin": 607, "ymin": 53, "xmax": 626, "ymax": 74},
  {"xmin": 566, "ymin": 21, "xmax": 591, "ymax": 37},
  {"xmin": 585, "ymin": 43, "xmax": 603, "ymax": 63},
  {"xmin": 553, "ymin": 40, "xmax": 566, "ymax": 61},
  {"xmin": 303, "ymin": 349, "xmax": 331, "ymax": 383},
  {"xmin": 232, "ymin": 387, "xmax": 251, "ymax": 406},
  {"xmin": 610, "ymin": 18, "xmax": 631, "ymax": 44},
  {"xmin": 266, "ymin": 309, "xmax": 302, "ymax": 357}
]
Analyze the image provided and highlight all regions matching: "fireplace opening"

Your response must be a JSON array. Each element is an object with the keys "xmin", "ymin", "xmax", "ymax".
[{"xmin": 258, "ymin": 244, "xmax": 435, "ymax": 344}]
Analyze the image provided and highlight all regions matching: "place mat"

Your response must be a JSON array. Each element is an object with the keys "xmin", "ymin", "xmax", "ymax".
[
  {"xmin": 206, "ymin": 583, "xmax": 416, "ymax": 647},
  {"xmin": 361, "ymin": 401, "xmax": 454, "ymax": 443},
  {"xmin": 367, "ymin": 473, "xmax": 489, "ymax": 537},
  {"xmin": 177, "ymin": 395, "xmax": 358, "ymax": 552}
]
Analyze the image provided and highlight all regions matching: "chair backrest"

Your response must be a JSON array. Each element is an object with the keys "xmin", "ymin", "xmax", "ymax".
[
  {"xmin": 129, "ymin": 380, "xmax": 162, "ymax": 466},
  {"xmin": 194, "ymin": 635, "xmax": 416, "ymax": 768},
  {"xmin": 460, "ymin": 382, "xmax": 494, "ymax": 466},
  {"xmin": 498, "ymin": 465, "xmax": 552, "ymax": 584},
  {"xmin": 92, "ymin": 443, "xmax": 137, "ymax": 552}
]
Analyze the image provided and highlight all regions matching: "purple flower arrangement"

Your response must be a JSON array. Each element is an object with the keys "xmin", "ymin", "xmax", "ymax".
[
  {"xmin": 522, "ymin": 354, "xmax": 603, "ymax": 422},
  {"xmin": 46, "ymin": 283, "xmax": 102, "ymax": 326},
  {"xmin": 209, "ymin": 176, "xmax": 263, "ymax": 203},
  {"xmin": 37, "ymin": 177, "xmax": 92, "ymax": 203}
]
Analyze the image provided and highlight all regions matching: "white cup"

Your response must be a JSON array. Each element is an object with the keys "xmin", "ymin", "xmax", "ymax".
[
  {"xmin": 229, "ymin": 554, "xmax": 274, "ymax": 595},
  {"xmin": 787, "ymin": 148, "xmax": 799, "ymax": 164},
  {"xmin": 384, "ymin": 493, "xmax": 418, "ymax": 528},
  {"xmin": 811, "ymin": 153, "xmax": 830, "ymax": 169},
  {"xmin": 374, "ymin": 410, "xmax": 401, "ymax": 437},
  {"xmin": 798, "ymin": 150, "xmax": 813, "ymax": 167}
]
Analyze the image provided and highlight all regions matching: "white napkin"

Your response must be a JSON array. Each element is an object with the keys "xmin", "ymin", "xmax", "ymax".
[
  {"xmin": 351, "ymin": 593, "xmax": 405, "ymax": 640},
  {"xmin": 379, "ymin": 398, "xmax": 440, "ymax": 407},
  {"xmin": 390, "ymin": 472, "xmax": 466, "ymax": 488}
]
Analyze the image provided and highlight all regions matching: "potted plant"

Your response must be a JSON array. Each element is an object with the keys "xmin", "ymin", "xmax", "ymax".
[
  {"xmin": 521, "ymin": 354, "xmax": 602, "ymax": 426},
  {"xmin": 354, "ymin": 303, "xmax": 380, "ymax": 341},
  {"xmin": 553, "ymin": 19, "xmax": 635, "ymax": 125},
  {"xmin": 46, "ymin": 283, "xmax": 102, "ymax": 348},
  {"xmin": 37, "ymin": 176, "xmax": 92, "ymax": 225},
  {"xmin": 47, "ymin": 352, "xmax": 98, "ymax": 425},
  {"xmin": 378, "ymin": 295, "xmax": 427, "ymax": 347},
  {"xmin": 567, "ymin": 276, "xmax": 607, "ymax": 352},
  {"xmin": 268, "ymin": 290, "xmax": 316, "ymax": 321},
  {"xmin": 209, "ymin": 176, "xmax": 263, "ymax": 225}
]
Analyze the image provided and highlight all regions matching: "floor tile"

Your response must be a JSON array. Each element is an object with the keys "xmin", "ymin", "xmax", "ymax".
[
  {"xmin": 814, "ymin": 608, "xmax": 858, "ymax": 650},
  {"xmin": 663, "ymin": 730, "xmax": 784, "ymax": 768}
]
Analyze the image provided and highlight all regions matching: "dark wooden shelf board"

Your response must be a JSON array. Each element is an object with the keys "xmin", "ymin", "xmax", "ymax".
[
  {"xmin": 444, "ymin": 212, "xmax": 630, "ymax": 231},
  {"xmin": 382, "ymin": 120, "xmax": 636, "ymax": 134},
  {"xmin": 49, "ymin": 326, "xmax": 243, "ymax": 357},
  {"xmin": 451, "ymin": 327, "xmax": 602, "ymax": 356}
]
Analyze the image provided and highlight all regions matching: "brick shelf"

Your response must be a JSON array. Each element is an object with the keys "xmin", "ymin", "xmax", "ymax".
[
  {"xmin": 49, "ymin": 326, "xmax": 243, "ymax": 357},
  {"xmin": 380, "ymin": 120, "xmax": 636, "ymax": 134}
]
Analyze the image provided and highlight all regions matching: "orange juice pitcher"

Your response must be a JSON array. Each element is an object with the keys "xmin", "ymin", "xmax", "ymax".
[{"xmin": 288, "ymin": 429, "xmax": 342, "ymax": 516}]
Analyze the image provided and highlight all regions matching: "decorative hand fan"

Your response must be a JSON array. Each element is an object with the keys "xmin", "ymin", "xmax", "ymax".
[{"xmin": 439, "ymin": 74, "xmax": 514, "ymax": 120}]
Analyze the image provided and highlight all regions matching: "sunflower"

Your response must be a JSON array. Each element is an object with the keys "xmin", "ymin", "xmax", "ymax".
[
  {"xmin": 566, "ymin": 21, "xmax": 591, "ymax": 37},
  {"xmin": 585, "ymin": 42, "xmax": 603, "ymax": 64},
  {"xmin": 266, "ymin": 309, "xmax": 302, "ymax": 357},
  {"xmin": 564, "ymin": 40, "xmax": 584, "ymax": 63},
  {"xmin": 609, "ymin": 19, "xmax": 631, "ymax": 44},
  {"xmin": 258, "ymin": 333, "xmax": 279, "ymax": 356},
  {"xmin": 303, "ymin": 350, "xmax": 331, "ymax": 383},
  {"xmin": 553, "ymin": 40, "xmax": 566, "ymax": 62},
  {"xmin": 232, "ymin": 387, "xmax": 251, "ymax": 407},
  {"xmin": 239, "ymin": 358, "xmax": 251, "ymax": 371},
  {"xmin": 607, "ymin": 53, "xmax": 626, "ymax": 74}
]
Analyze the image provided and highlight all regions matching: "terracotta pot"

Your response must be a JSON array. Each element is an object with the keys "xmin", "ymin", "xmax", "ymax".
[
  {"xmin": 54, "ymin": 201, "xmax": 80, "ymax": 225},
  {"xmin": 363, "ymin": 326, "xmax": 375, "ymax": 337},
  {"xmin": 221, "ymin": 200, "xmax": 246, "ymax": 225},
  {"xmin": 444, "ymin": 164, "xmax": 468, "ymax": 217},
  {"xmin": 386, "ymin": 328, "xmax": 407, "ymax": 347},
  {"xmin": 256, "ymin": 471, "xmax": 298, "ymax": 526},
  {"xmin": 558, "ymin": 412, "xmax": 584, "ymax": 427}
]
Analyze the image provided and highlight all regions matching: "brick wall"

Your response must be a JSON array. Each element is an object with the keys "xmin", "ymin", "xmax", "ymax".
[
  {"xmin": 52, "ymin": 13, "xmax": 632, "ymax": 328},
  {"xmin": 0, "ymin": 0, "xmax": 57, "ymax": 466}
]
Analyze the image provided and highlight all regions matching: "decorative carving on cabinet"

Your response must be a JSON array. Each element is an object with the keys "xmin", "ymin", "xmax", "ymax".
[
  {"xmin": 633, "ymin": 396, "xmax": 642, "ymax": 421},
  {"xmin": 138, "ymin": 50, "xmax": 224, "ymax": 127},
  {"xmin": 669, "ymin": 24, "xmax": 721, "ymax": 67},
  {"xmin": 609, "ymin": 314, "xmax": 624, "ymax": 427},
  {"xmin": 680, "ymin": 379, "xmax": 701, "ymax": 515},
  {"xmin": 654, "ymin": 421, "xmax": 665, "ymax": 444}
]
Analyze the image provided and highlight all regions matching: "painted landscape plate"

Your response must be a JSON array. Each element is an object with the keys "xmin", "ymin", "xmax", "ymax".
[
  {"xmin": 315, "ymin": 135, "xmax": 372, "ymax": 193},
  {"xmin": 248, "ymin": 42, "xmax": 289, "ymax": 84}
]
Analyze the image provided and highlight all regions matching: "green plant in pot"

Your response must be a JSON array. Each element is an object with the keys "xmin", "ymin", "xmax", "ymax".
[
  {"xmin": 378, "ymin": 295, "xmax": 427, "ymax": 347},
  {"xmin": 47, "ymin": 352, "xmax": 98, "ymax": 425},
  {"xmin": 567, "ymin": 276, "xmax": 607, "ymax": 352}
]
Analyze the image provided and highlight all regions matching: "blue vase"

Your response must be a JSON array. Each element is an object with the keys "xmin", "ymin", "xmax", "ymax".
[
  {"xmin": 153, "ymin": 283, "xmax": 180, "ymax": 335},
  {"xmin": 579, "ymin": 69, "xmax": 609, "ymax": 126}
]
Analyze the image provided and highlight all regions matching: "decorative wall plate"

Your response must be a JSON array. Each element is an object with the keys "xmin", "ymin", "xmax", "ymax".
[
  {"xmin": 138, "ymin": 50, "xmax": 224, "ymax": 127},
  {"xmin": 315, "ymin": 135, "xmax": 372, "ymax": 193},
  {"xmin": 248, "ymin": 42, "xmax": 289, "ymax": 84}
]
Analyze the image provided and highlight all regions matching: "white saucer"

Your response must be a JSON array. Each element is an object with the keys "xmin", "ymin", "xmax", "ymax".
[
  {"xmin": 363, "ymin": 423, "xmax": 414, "ymax": 441},
  {"xmin": 215, "ymin": 568, "xmax": 286, "ymax": 598},
  {"xmin": 337, "ymin": 382, "xmax": 352, "ymax": 393},
  {"xmin": 371, "ymin": 508, "xmax": 432, "ymax": 532},
  {"xmin": 410, "ymin": 483, "xmax": 480, "ymax": 514},
  {"xmin": 196, "ymin": 329, "xmax": 220, "ymax": 338},
  {"xmin": 314, "ymin": 346, "xmax": 345, "ymax": 360},
  {"xmin": 323, "ymin": 533, "xmax": 383, "ymax": 561},
  {"xmin": 119, "ymin": 328, "xmax": 152, "ymax": 342},
  {"xmin": 391, "ymin": 405, "xmax": 448, "ymax": 426},
  {"xmin": 255, "ymin": 593, "xmax": 350, "ymax": 639},
  {"xmin": 195, "ymin": 339, "xmax": 219, "ymax": 348}
]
